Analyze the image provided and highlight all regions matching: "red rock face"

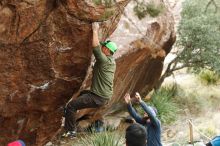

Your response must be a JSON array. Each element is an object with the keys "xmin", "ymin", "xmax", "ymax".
[{"xmin": 0, "ymin": 0, "xmax": 175, "ymax": 145}]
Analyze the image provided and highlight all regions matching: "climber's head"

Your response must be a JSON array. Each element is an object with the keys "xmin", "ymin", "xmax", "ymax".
[{"xmin": 100, "ymin": 40, "xmax": 117, "ymax": 55}]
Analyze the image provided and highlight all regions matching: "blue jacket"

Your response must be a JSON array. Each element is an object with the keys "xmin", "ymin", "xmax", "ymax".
[
  {"xmin": 127, "ymin": 101, "xmax": 162, "ymax": 146},
  {"xmin": 211, "ymin": 136, "xmax": 220, "ymax": 146}
]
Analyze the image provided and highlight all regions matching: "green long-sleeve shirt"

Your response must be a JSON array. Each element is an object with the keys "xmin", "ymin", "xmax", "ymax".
[{"xmin": 90, "ymin": 45, "xmax": 116, "ymax": 99}]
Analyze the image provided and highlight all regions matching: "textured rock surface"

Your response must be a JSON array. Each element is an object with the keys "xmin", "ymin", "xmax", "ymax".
[{"xmin": 0, "ymin": 0, "xmax": 175, "ymax": 145}]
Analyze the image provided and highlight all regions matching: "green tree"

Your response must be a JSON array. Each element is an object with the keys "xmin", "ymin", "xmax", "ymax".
[{"xmin": 154, "ymin": 0, "xmax": 220, "ymax": 89}]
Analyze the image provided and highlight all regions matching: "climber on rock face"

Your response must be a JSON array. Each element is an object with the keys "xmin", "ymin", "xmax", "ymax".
[{"xmin": 62, "ymin": 22, "xmax": 117, "ymax": 138}]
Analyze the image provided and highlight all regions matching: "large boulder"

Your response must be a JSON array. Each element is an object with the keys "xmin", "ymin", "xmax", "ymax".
[{"xmin": 0, "ymin": 0, "xmax": 175, "ymax": 145}]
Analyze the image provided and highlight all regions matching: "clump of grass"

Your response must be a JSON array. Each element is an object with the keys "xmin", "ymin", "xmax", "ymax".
[
  {"xmin": 93, "ymin": 0, "xmax": 113, "ymax": 7},
  {"xmin": 133, "ymin": 1, "xmax": 165, "ymax": 19},
  {"xmin": 150, "ymin": 85, "xmax": 179, "ymax": 124},
  {"xmin": 104, "ymin": 0, "xmax": 113, "ymax": 7},
  {"xmin": 74, "ymin": 131, "xmax": 124, "ymax": 146},
  {"xmin": 93, "ymin": 0, "xmax": 102, "ymax": 5},
  {"xmin": 133, "ymin": 2, "xmax": 148, "ymax": 19},
  {"xmin": 198, "ymin": 69, "xmax": 219, "ymax": 85},
  {"xmin": 135, "ymin": 85, "xmax": 179, "ymax": 124},
  {"xmin": 146, "ymin": 2, "xmax": 165, "ymax": 17}
]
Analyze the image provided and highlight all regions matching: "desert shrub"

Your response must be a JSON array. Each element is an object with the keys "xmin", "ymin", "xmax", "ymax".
[
  {"xmin": 133, "ymin": 2, "xmax": 148, "ymax": 19},
  {"xmin": 74, "ymin": 131, "xmax": 124, "ymax": 146},
  {"xmin": 150, "ymin": 86, "xmax": 179, "ymax": 124},
  {"xmin": 198, "ymin": 69, "xmax": 219, "ymax": 85},
  {"xmin": 137, "ymin": 85, "xmax": 179, "ymax": 124},
  {"xmin": 93, "ymin": 0, "xmax": 113, "ymax": 7},
  {"xmin": 146, "ymin": 2, "xmax": 164, "ymax": 17},
  {"xmin": 93, "ymin": 0, "xmax": 102, "ymax": 5},
  {"xmin": 134, "ymin": 1, "xmax": 165, "ymax": 19}
]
